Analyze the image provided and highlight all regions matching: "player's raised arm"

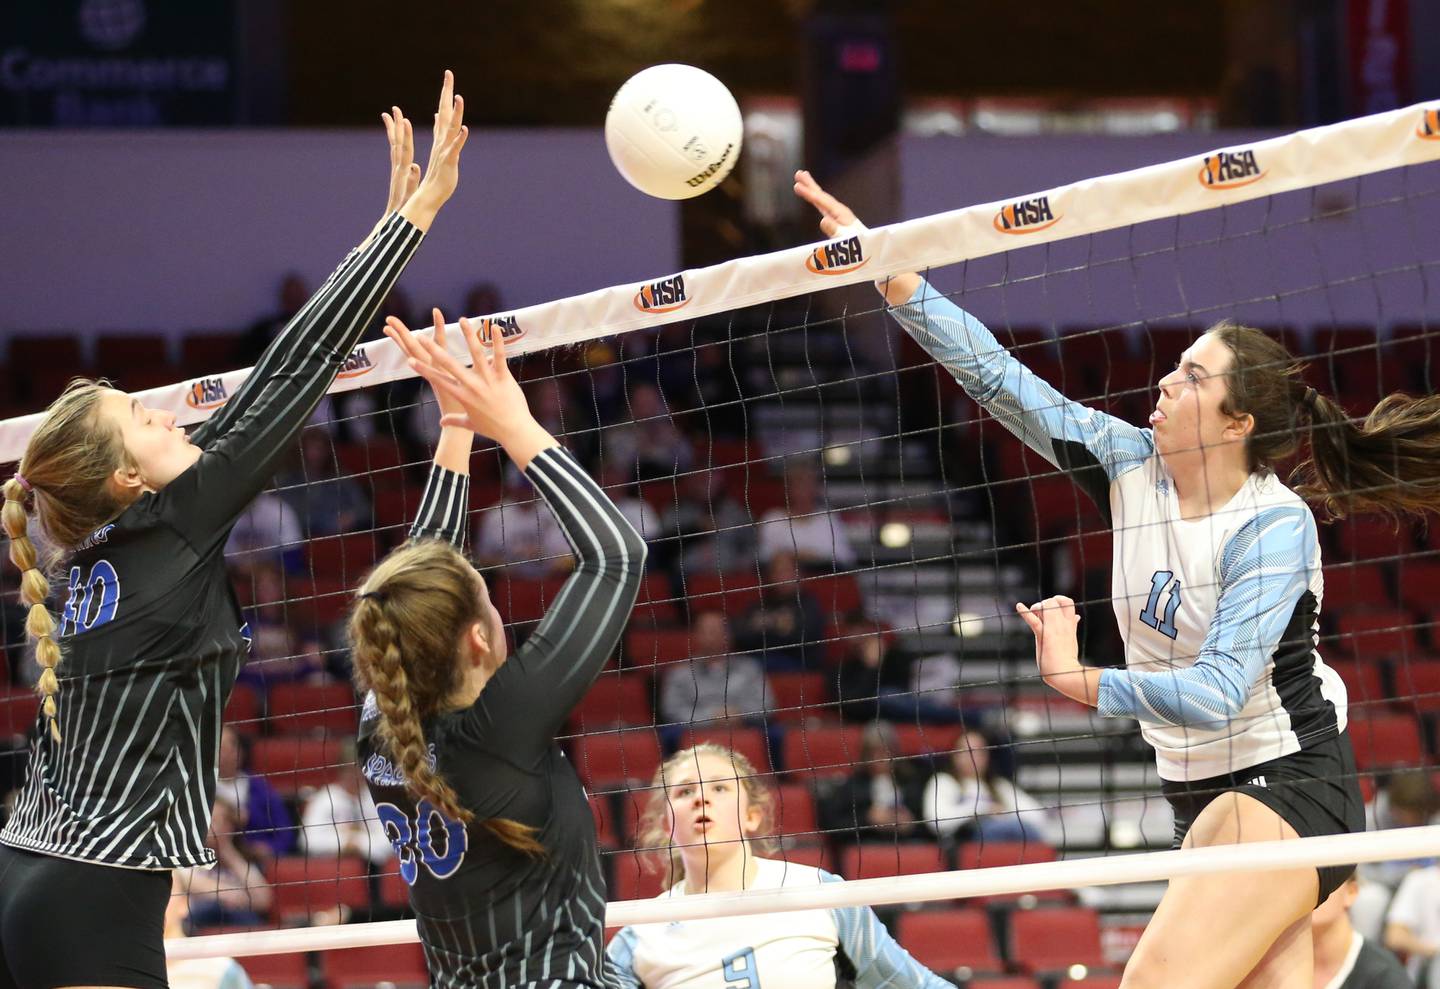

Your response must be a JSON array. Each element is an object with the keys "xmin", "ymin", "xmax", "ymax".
[{"xmin": 795, "ymin": 170, "xmax": 1153, "ymax": 507}]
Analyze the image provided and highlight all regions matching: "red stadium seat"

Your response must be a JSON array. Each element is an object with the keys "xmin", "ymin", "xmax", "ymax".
[
  {"xmin": 574, "ymin": 728, "xmax": 663, "ymax": 789},
  {"xmin": 893, "ymin": 723, "xmax": 965, "ymax": 757},
  {"xmin": 371, "ymin": 483, "xmax": 425, "ymax": 532},
  {"xmin": 956, "ymin": 841, "xmax": 1059, "ymax": 870},
  {"xmin": 571, "ymin": 673, "xmax": 653, "ymax": 730},
  {"xmin": 609, "ymin": 855, "xmax": 666, "ymax": 901},
  {"xmin": 1063, "ymin": 977, "xmax": 1124, "ymax": 989},
  {"xmin": 897, "ymin": 908, "xmax": 1004, "ymax": 975},
  {"xmin": 267, "ymin": 682, "xmax": 359, "ymax": 735},
  {"xmin": 1009, "ymin": 907, "xmax": 1106, "ymax": 974},
  {"xmin": 1325, "ymin": 564, "xmax": 1393, "ymax": 612},
  {"xmin": 306, "ymin": 532, "xmax": 382, "ymax": 583},
  {"xmin": 223, "ymin": 683, "xmax": 263, "ymax": 736},
  {"xmin": 782, "ymin": 724, "xmax": 862, "ymax": 778},
  {"xmin": 323, "ymin": 942, "xmax": 430, "ymax": 988},
  {"xmin": 1326, "ymin": 661, "xmax": 1386, "ymax": 709},
  {"xmin": 1336, "ymin": 610, "xmax": 1421, "ymax": 659},
  {"xmin": 802, "ymin": 572, "xmax": 864, "ymax": 616},
  {"xmin": 840, "ymin": 842, "xmax": 947, "ymax": 881},
  {"xmin": 1397, "ymin": 562, "xmax": 1440, "ymax": 614},
  {"xmin": 773, "ymin": 842, "xmax": 840, "ymax": 873},
  {"xmin": 622, "ymin": 628, "xmax": 692, "ymax": 670},
  {"xmin": 680, "ymin": 725, "xmax": 772, "ymax": 775},
  {"xmin": 267, "ymin": 855, "xmax": 370, "ymax": 925},
  {"xmin": 249, "ymin": 736, "xmax": 348, "ymax": 794},
  {"xmin": 632, "ymin": 572, "xmax": 682, "ymax": 627},
  {"xmin": 686, "ymin": 571, "xmax": 764, "ymax": 618},
  {"xmin": 767, "ymin": 672, "xmax": 830, "ymax": 724},
  {"xmin": 180, "ymin": 332, "xmax": 243, "ymax": 376},
  {"xmin": 1348, "ymin": 713, "xmax": 1425, "ymax": 770},
  {"xmin": 772, "ymin": 783, "xmax": 819, "ymax": 839},
  {"xmin": 96, "ymin": 333, "xmax": 170, "ymax": 371},
  {"xmin": 492, "ymin": 576, "xmax": 571, "ymax": 625},
  {"xmin": 1393, "ymin": 661, "xmax": 1440, "ymax": 713},
  {"xmin": 592, "ymin": 794, "xmax": 622, "ymax": 849},
  {"xmin": 379, "ymin": 867, "xmax": 411, "ymax": 911},
  {"xmin": 970, "ymin": 980, "xmax": 1042, "ymax": 989},
  {"xmin": 1332, "ymin": 518, "xmax": 1419, "ymax": 562},
  {"xmin": 237, "ymin": 951, "xmax": 310, "ymax": 989},
  {"xmin": 0, "ymin": 690, "xmax": 39, "ymax": 738}
]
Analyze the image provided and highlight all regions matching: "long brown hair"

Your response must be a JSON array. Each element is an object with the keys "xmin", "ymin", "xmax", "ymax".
[
  {"xmin": 2, "ymin": 378, "xmax": 134, "ymax": 742},
  {"xmin": 637, "ymin": 743, "xmax": 778, "ymax": 890},
  {"xmin": 348, "ymin": 539, "xmax": 543, "ymax": 856},
  {"xmin": 1212, "ymin": 322, "xmax": 1440, "ymax": 521}
]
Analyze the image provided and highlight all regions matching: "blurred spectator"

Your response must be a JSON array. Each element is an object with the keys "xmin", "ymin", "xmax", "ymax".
[
  {"xmin": 234, "ymin": 272, "xmax": 308, "ymax": 367},
  {"xmin": 1386, "ymin": 860, "xmax": 1440, "ymax": 986},
  {"xmin": 734, "ymin": 551, "xmax": 825, "ymax": 671},
  {"xmin": 581, "ymin": 341, "xmax": 627, "ymax": 424},
  {"xmin": 659, "ymin": 467, "xmax": 755, "ymax": 578},
  {"xmin": 215, "ymin": 725, "xmax": 295, "ymax": 859},
  {"xmin": 473, "ymin": 465, "xmax": 573, "ymax": 578},
  {"xmin": 277, "ymin": 429, "xmax": 373, "ymax": 537},
  {"xmin": 603, "ymin": 382, "xmax": 693, "ymax": 482},
  {"xmin": 1313, "ymin": 872, "xmax": 1410, "ymax": 989},
  {"xmin": 300, "ymin": 743, "xmax": 393, "ymax": 867},
  {"xmin": 1354, "ymin": 771, "xmax": 1440, "ymax": 941},
  {"xmin": 922, "ymin": 727, "xmax": 1055, "ymax": 844},
  {"xmin": 236, "ymin": 564, "xmax": 327, "ymax": 692},
  {"xmin": 756, "ymin": 461, "xmax": 857, "ymax": 569},
  {"xmin": 835, "ymin": 629, "xmax": 912, "ymax": 723},
  {"xmin": 659, "ymin": 611, "xmax": 768, "ymax": 739},
  {"xmin": 165, "ymin": 871, "xmax": 256, "ymax": 988},
  {"xmin": 597, "ymin": 459, "xmax": 662, "ymax": 550},
  {"xmin": 461, "ymin": 280, "xmax": 502, "ymax": 318},
  {"xmin": 175, "ymin": 799, "xmax": 272, "ymax": 929},
  {"xmin": 225, "ymin": 487, "xmax": 304, "ymax": 574},
  {"xmin": 820, "ymin": 722, "xmax": 924, "ymax": 843},
  {"xmin": 657, "ymin": 331, "xmax": 748, "ymax": 438}
]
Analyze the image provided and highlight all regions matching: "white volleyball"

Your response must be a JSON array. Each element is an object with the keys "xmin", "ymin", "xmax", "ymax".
[{"xmin": 605, "ymin": 64, "xmax": 743, "ymax": 200}]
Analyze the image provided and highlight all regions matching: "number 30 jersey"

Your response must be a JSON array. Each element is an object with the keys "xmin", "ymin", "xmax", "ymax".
[
  {"xmin": 359, "ymin": 447, "xmax": 646, "ymax": 988},
  {"xmin": 888, "ymin": 279, "xmax": 1347, "ymax": 782}
]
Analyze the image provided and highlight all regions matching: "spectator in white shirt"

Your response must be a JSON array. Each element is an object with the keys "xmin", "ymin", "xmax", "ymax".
[
  {"xmin": 1386, "ymin": 861, "xmax": 1440, "ymax": 986},
  {"xmin": 300, "ymin": 745, "xmax": 394, "ymax": 867},
  {"xmin": 923, "ymin": 727, "xmax": 1055, "ymax": 844},
  {"xmin": 756, "ymin": 461, "xmax": 856, "ymax": 569}
]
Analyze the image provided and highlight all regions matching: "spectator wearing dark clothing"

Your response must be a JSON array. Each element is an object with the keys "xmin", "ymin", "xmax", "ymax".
[
  {"xmin": 234, "ymin": 272, "xmax": 309, "ymax": 368},
  {"xmin": 735, "ymin": 552, "xmax": 826, "ymax": 671},
  {"xmin": 819, "ymin": 722, "xmax": 926, "ymax": 847}
]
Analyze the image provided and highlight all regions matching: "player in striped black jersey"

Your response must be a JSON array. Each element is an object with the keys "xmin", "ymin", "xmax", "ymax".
[
  {"xmin": 794, "ymin": 171, "xmax": 1440, "ymax": 989},
  {"xmin": 352, "ymin": 311, "xmax": 645, "ymax": 988},
  {"xmin": 607, "ymin": 744, "xmax": 953, "ymax": 989},
  {"xmin": 0, "ymin": 73, "xmax": 467, "ymax": 989}
]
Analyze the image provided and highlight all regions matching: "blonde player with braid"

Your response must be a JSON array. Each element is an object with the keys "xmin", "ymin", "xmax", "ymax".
[
  {"xmin": 0, "ymin": 73, "xmax": 466, "ymax": 989},
  {"xmin": 351, "ymin": 311, "xmax": 646, "ymax": 987},
  {"xmin": 607, "ymin": 744, "xmax": 954, "ymax": 989}
]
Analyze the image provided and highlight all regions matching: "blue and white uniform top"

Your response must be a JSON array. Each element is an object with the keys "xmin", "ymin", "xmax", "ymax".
[
  {"xmin": 889, "ymin": 279, "xmax": 1347, "ymax": 781},
  {"xmin": 606, "ymin": 857, "xmax": 953, "ymax": 989}
]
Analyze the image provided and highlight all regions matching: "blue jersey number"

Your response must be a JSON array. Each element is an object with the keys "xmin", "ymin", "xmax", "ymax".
[
  {"xmin": 721, "ymin": 947, "xmax": 762, "ymax": 989},
  {"xmin": 375, "ymin": 799, "xmax": 468, "ymax": 885},
  {"xmin": 59, "ymin": 560, "xmax": 120, "ymax": 637},
  {"xmin": 1140, "ymin": 569, "xmax": 1182, "ymax": 640}
]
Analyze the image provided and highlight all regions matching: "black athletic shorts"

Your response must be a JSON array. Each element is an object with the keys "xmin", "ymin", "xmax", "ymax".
[
  {"xmin": 0, "ymin": 844, "xmax": 171, "ymax": 989},
  {"xmin": 1161, "ymin": 730, "xmax": 1365, "ymax": 906}
]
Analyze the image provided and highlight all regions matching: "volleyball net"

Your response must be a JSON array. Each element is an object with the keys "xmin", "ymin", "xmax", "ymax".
[{"xmin": 2, "ymin": 102, "xmax": 1439, "ymax": 978}]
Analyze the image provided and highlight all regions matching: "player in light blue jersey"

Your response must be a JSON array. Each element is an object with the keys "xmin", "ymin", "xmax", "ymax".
[
  {"xmin": 795, "ymin": 171, "xmax": 1440, "ymax": 989},
  {"xmin": 607, "ymin": 744, "xmax": 955, "ymax": 989}
]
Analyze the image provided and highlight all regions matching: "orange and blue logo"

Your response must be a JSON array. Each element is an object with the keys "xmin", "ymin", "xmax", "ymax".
[
  {"xmin": 1419, "ymin": 108, "xmax": 1440, "ymax": 140},
  {"xmin": 634, "ymin": 274, "xmax": 690, "ymax": 314},
  {"xmin": 478, "ymin": 314, "xmax": 525, "ymax": 345},
  {"xmin": 994, "ymin": 196, "xmax": 1060, "ymax": 235},
  {"xmin": 805, "ymin": 235, "xmax": 868, "ymax": 275},
  {"xmin": 337, "ymin": 346, "xmax": 375, "ymax": 379},
  {"xmin": 185, "ymin": 376, "xmax": 229, "ymax": 410},
  {"xmin": 1199, "ymin": 148, "xmax": 1265, "ymax": 189}
]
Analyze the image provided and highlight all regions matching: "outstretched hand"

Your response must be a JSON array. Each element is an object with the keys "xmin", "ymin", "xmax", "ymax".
[
  {"xmin": 412, "ymin": 68, "xmax": 468, "ymax": 210},
  {"xmin": 381, "ymin": 105, "xmax": 420, "ymax": 216},
  {"xmin": 793, "ymin": 169, "xmax": 861, "ymax": 238}
]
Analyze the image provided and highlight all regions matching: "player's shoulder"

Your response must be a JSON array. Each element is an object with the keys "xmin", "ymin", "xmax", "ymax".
[{"xmin": 756, "ymin": 856, "xmax": 831, "ymax": 888}]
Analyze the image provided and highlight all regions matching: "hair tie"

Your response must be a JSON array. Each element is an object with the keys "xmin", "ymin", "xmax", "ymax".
[
  {"xmin": 359, "ymin": 590, "xmax": 386, "ymax": 604},
  {"xmin": 13, "ymin": 473, "xmax": 31, "ymax": 494},
  {"xmin": 1302, "ymin": 387, "xmax": 1319, "ymax": 413}
]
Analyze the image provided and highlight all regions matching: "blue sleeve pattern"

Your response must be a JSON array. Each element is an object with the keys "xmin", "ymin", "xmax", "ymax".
[
  {"xmin": 889, "ymin": 279, "xmax": 1153, "ymax": 513},
  {"xmin": 1098, "ymin": 506, "xmax": 1317, "ymax": 726},
  {"xmin": 604, "ymin": 926, "xmax": 643, "ymax": 989},
  {"xmin": 821, "ymin": 870, "xmax": 956, "ymax": 988}
]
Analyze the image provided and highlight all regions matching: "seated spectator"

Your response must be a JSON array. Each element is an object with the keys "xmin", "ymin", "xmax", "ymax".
[
  {"xmin": 234, "ymin": 271, "xmax": 308, "ymax": 367},
  {"xmin": 236, "ymin": 564, "xmax": 327, "ymax": 691},
  {"xmin": 300, "ymin": 742, "xmax": 393, "ymax": 868},
  {"xmin": 461, "ymin": 280, "xmax": 502, "ymax": 319},
  {"xmin": 603, "ymin": 382, "xmax": 694, "ymax": 482},
  {"xmin": 278, "ymin": 428, "xmax": 372, "ymax": 537},
  {"xmin": 597, "ymin": 459, "xmax": 663, "ymax": 547},
  {"xmin": 175, "ymin": 799, "xmax": 272, "ymax": 929},
  {"xmin": 225, "ymin": 487, "xmax": 304, "ymax": 575},
  {"xmin": 756, "ymin": 460, "xmax": 857, "ymax": 570},
  {"xmin": 922, "ymin": 727, "xmax": 1055, "ymax": 844},
  {"xmin": 735, "ymin": 551, "xmax": 825, "ymax": 671},
  {"xmin": 835, "ymin": 628, "xmax": 911, "ymax": 723},
  {"xmin": 660, "ymin": 467, "xmax": 755, "ymax": 578},
  {"xmin": 1313, "ymin": 871, "xmax": 1410, "ymax": 989},
  {"xmin": 1386, "ymin": 858, "xmax": 1440, "ymax": 986},
  {"xmin": 215, "ymin": 725, "xmax": 296, "ymax": 860},
  {"xmin": 820, "ymin": 722, "xmax": 924, "ymax": 844},
  {"xmin": 473, "ymin": 464, "xmax": 573, "ymax": 578},
  {"xmin": 165, "ymin": 871, "xmax": 256, "ymax": 987},
  {"xmin": 1354, "ymin": 770, "xmax": 1440, "ymax": 941},
  {"xmin": 659, "ymin": 611, "xmax": 768, "ymax": 739}
]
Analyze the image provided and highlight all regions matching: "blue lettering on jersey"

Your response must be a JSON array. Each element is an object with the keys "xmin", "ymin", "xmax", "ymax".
[
  {"xmin": 721, "ymin": 947, "xmax": 762, "ymax": 989},
  {"xmin": 376, "ymin": 799, "xmax": 468, "ymax": 885},
  {"xmin": 59, "ymin": 560, "xmax": 120, "ymax": 637},
  {"xmin": 1140, "ymin": 570, "xmax": 1182, "ymax": 640},
  {"xmin": 239, "ymin": 622, "xmax": 253, "ymax": 651}
]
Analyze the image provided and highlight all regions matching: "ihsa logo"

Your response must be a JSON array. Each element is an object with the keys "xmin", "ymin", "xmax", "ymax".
[
  {"xmin": 337, "ymin": 346, "xmax": 375, "ymax": 379},
  {"xmin": 185, "ymin": 376, "xmax": 229, "ymax": 410},
  {"xmin": 993, "ymin": 196, "xmax": 1059, "ymax": 235},
  {"xmin": 1199, "ymin": 149, "xmax": 1265, "ymax": 189},
  {"xmin": 1419, "ymin": 109, "xmax": 1440, "ymax": 140},
  {"xmin": 805, "ymin": 235, "xmax": 868, "ymax": 275},
  {"xmin": 634, "ymin": 274, "xmax": 690, "ymax": 314},
  {"xmin": 478, "ymin": 314, "xmax": 525, "ymax": 344}
]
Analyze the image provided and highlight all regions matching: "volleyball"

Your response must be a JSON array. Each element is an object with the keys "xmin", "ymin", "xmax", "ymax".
[{"xmin": 604, "ymin": 64, "xmax": 743, "ymax": 200}]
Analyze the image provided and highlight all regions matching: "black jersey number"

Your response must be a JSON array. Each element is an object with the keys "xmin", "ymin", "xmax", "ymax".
[
  {"xmin": 376, "ymin": 799, "xmax": 468, "ymax": 884},
  {"xmin": 59, "ymin": 560, "xmax": 120, "ymax": 637}
]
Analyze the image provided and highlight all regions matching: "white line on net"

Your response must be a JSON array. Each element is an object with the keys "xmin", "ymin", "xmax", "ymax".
[{"xmin": 168, "ymin": 824, "xmax": 1440, "ymax": 960}]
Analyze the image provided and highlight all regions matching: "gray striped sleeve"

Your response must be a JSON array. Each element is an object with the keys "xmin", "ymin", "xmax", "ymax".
[{"xmin": 410, "ymin": 463, "xmax": 470, "ymax": 549}]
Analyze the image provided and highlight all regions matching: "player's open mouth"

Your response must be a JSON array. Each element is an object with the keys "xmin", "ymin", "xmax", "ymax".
[{"xmin": 1149, "ymin": 409, "xmax": 1166, "ymax": 425}]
